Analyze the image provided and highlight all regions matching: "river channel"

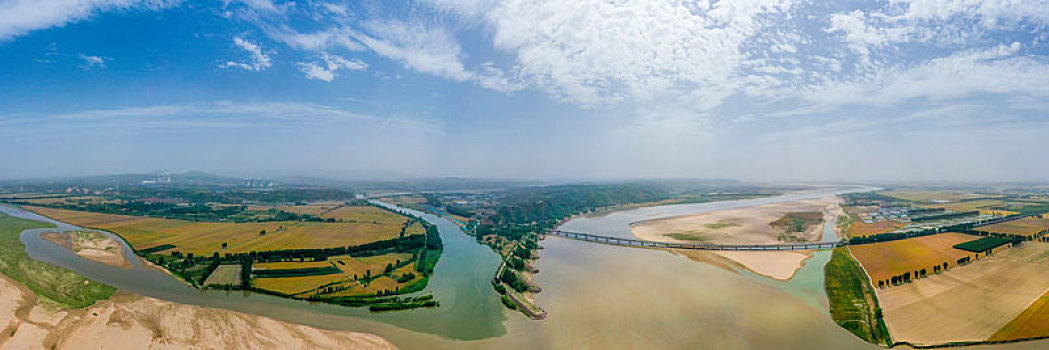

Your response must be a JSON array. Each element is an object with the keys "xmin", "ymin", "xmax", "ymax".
[{"xmin": 3, "ymin": 187, "xmax": 903, "ymax": 349}]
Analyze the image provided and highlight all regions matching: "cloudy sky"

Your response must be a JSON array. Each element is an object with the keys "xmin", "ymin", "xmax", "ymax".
[{"xmin": 1, "ymin": 0, "xmax": 1047, "ymax": 182}]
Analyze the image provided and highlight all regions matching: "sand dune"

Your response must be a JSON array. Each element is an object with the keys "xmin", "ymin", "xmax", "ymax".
[{"xmin": 0, "ymin": 275, "xmax": 395, "ymax": 350}]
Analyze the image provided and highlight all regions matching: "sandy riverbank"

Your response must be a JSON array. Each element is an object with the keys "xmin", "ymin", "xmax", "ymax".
[
  {"xmin": 41, "ymin": 231, "xmax": 131, "ymax": 269},
  {"xmin": 0, "ymin": 274, "xmax": 395, "ymax": 350},
  {"xmin": 631, "ymin": 196, "xmax": 841, "ymax": 280}
]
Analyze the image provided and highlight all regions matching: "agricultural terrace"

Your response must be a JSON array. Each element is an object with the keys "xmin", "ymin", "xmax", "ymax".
[
  {"xmin": 976, "ymin": 216, "xmax": 1049, "ymax": 238},
  {"xmin": 25, "ymin": 205, "xmax": 410, "ymax": 255},
  {"xmin": 848, "ymin": 233, "xmax": 978, "ymax": 287}
]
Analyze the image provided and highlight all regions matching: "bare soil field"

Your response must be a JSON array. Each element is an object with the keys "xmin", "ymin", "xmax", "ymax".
[
  {"xmin": 631, "ymin": 196, "xmax": 839, "ymax": 280},
  {"xmin": 875, "ymin": 242, "xmax": 1049, "ymax": 345},
  {"xmin": 849, "ymin": 233, "xmax": 978, "ymax": 285},
  {"xmin": 0, "ymin": 274, "xmax": 394, "ymax": 350},
  {"xmin": 26, "ymin": 206, "xmax": 405, "ymax": 255},
  {"xmin": 976, "ymin": 217, "xmax": 1049, "ymax": 237}
]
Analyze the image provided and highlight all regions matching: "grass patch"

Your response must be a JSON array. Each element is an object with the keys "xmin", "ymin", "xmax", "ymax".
[
  {"xmin": 665, "ymin": 232, "xmax": 711, "ymax": 242},
  {"xmin": 703, "ymin": 221, "xmax": 739, "ymax": 230},
  {"xmin": 954, "ymin": 236, "xmax": 1013, "ymax": 253},
  {"xmin": 771, "ymin": 211, "xmax": 823, "ymax": 233},
  {"xmin": 825, "ymin": 247, "xmax": 891, "ymax": 346},
  {"xmin": 0, "ymin": 212, "xmax": 115, "ymax": 308}
]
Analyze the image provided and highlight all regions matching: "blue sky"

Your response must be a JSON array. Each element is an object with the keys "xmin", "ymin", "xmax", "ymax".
[{"xmin": 1, "ymin": 0, "xmax": 1048, "ymax": 182}]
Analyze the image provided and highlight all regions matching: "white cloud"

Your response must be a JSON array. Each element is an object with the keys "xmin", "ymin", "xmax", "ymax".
[
  {"xmin": 297, "ymin": 53, "xmax": 367, "ymax": 82},
  {"xmin": 482, "ymin": 0, "xmax": 793, "ymax": 107},
  {"xmin": 354, "ymin": 20, "xmax": 472, "ymax": 82},
  {"xmin": 899, "ymin": 0, "xmax": 1049, "ymax": 27},
  {"xmin": 219, "ymin": 36, "xmax": 272, "ymax": 71},
  {"xmin": 78, "ymin": 54, "xmax": 107, "ymax": 69},
  {"xmin": 17, "ymin": 100, "xmax": 443, "ymax": 133},
  {"xmin": 268, "ymin": 27, "xmax": 365, "ymax": 52},
  {"xmin": 803, "ymin": 42, "xmax": 1049, "ymax": 107},
  {"xmin": 0, "ymin": 0, "xmax": 176, "ymax": 42}
]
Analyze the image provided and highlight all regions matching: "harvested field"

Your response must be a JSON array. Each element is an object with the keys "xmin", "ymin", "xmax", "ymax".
[
  {"xmin": 881, "ymin": 190, "xmax": 1001, "ymax": 202},
  {"xmin": 847, "ymin": 220, "xmax": 906, "ymax": 238},
  {"xmin": 848, "ymin": 233, "xmax": 978, "ymax": 285},
  {"xmin": 331, "ymin": 253, "xmax": 414, "ymax": 277},
  {"xmin": 405, "ymin": 221, "xmax": 426, "ymax": 235},
  {"xmin": 253, "ymin": 260, "xmax": 334, "ymax": 270},
  {"xmin": 925, "ymin": 199, "xmax": 1007, "ymax": 213},
  {"xmin": 253, "ymin": 274, "xmax": 349, "ymax": 295},
  {"xmin": 324, "ymin": 276, "xmax": 403, "ymax": 297},
  {"xmin": 320, "ymin": 206, "xmax": 407, "ymax": 225},
  {"xmin": 274, "ymin": 205, "xmax": 338, "ymax": 216},
  {"xmin": 976, "ymin": 216, "xmax": 1049, "ymax": 237},
  {"xmin": 26, "ymin": 206, "xmax": 405, "ymax": 255},
  {"xmin": 990, "ymin": 289, "xmax": 1049, "ymax": 341},
  {"xmin": 875, "ymin": 242, "xmax": 1049, "ymax": 345},
  {"xmin": 379, "ymin": 195, "xmax": 425, "ymax": 206},
  {"xmin": 203, "ymin": 265, "xmax": 241, "ymax": 286}
]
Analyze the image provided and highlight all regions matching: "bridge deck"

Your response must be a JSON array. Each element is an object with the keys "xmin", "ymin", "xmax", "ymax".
[{"xmin": 546, "ymin": 230, "xmax": 843, "ymax": 251}]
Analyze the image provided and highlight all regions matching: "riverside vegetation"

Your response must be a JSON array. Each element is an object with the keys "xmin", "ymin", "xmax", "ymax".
[
  {"xmin": 11, "ymin": 191, "xmax": 443, "ymax": 312},
  {"xmin": 0, "ymin": 212, "xmax": 115, "ymax": 308}
]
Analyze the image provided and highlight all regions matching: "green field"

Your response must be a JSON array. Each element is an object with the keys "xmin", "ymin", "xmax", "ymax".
[
  {"xmin": 0, "ymin": 212, "xmax": 115, "ymax": 308},
  {"xmin": 825, "ymin": 247, "xmax": 891, "ymax": 346},
  {"xmin": 953, "ymin": 236, "xmax": 1012, "ymax": 253}
]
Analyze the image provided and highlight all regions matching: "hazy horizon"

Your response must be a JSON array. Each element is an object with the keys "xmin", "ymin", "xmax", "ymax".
[{"xmin": 2, "ymin": 0, "xmax": 1048, "ymax": 182}]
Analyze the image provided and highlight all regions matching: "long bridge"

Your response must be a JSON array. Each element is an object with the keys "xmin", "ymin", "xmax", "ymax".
[{"xmin": 546, "ymin": 230, "xmax": 843, "ymax": 251}]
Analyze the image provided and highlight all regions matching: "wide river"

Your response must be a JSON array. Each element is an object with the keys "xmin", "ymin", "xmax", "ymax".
[{"xmin": 8, "ymin": 186, "xmax": 1037, "ymax": 349}]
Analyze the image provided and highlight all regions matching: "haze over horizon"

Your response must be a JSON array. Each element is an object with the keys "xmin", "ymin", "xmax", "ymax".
[{"xmin": 2, "ymin": 0, "xmax": 1048, "ymax": 182}]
